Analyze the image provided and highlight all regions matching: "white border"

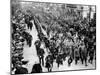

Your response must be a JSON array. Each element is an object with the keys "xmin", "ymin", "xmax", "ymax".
[{"xmin": 0, "ymin": 0, "xmax": 99, "ymax": 75}]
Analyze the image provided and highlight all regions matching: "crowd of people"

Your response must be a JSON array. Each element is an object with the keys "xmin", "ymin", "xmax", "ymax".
[
  {"xmin": 11, "ymin": 10, "xmax": 33, "ymax": 74},
  {"xmin": 11, "ymin": 4, "xmax": 96, "ymax": 74},
  {"xmin": 33, "ymin": 13, "xmax": 96, "ymax": 72}
]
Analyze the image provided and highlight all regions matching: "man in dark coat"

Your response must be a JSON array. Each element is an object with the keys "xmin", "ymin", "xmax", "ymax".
[
  {"xmin": 34, "ymin": 40, "xmax": 45, "ymax": 66},
  {"xmin": 56, "ymin": 54, "xmax": 63, "ymax": 68},
  {"xmin": 38, "ymin": 48, "xmax": 45, "ymax": 66},
  {"xmin": 31, "ymin": 63, "xmax": 42, "ymax": 73},
  {"xmin": 45, "ymin": 55, "xmax": 53, "ymax": 72},
  {"xmin": 15, "ymin": 66, "xmax": 28, "ymax": 74},
  {"xmin": 14, "ymin": 61, "xmax": 28, "ymax": 74}
]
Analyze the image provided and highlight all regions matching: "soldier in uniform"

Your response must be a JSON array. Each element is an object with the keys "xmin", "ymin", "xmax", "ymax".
[
  {"xmin": 45, "ymin": 54, "xmax": 53, "ymax": 72},
  {"xmin": 56, "ymin": 54, "xmax": 63, "ymax": 68},
  {"xmin": 35, "ymin": 40, "xmax": 45, "ymax": 66},
  {"xmin": 38, "ymin": 48, "xmax": 45, "ymax": 66}
]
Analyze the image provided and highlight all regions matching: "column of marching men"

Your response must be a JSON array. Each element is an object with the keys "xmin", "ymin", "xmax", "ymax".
[{"xmin": 11, "ymin": 10, "xmax": 96, "ymax": 74}]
